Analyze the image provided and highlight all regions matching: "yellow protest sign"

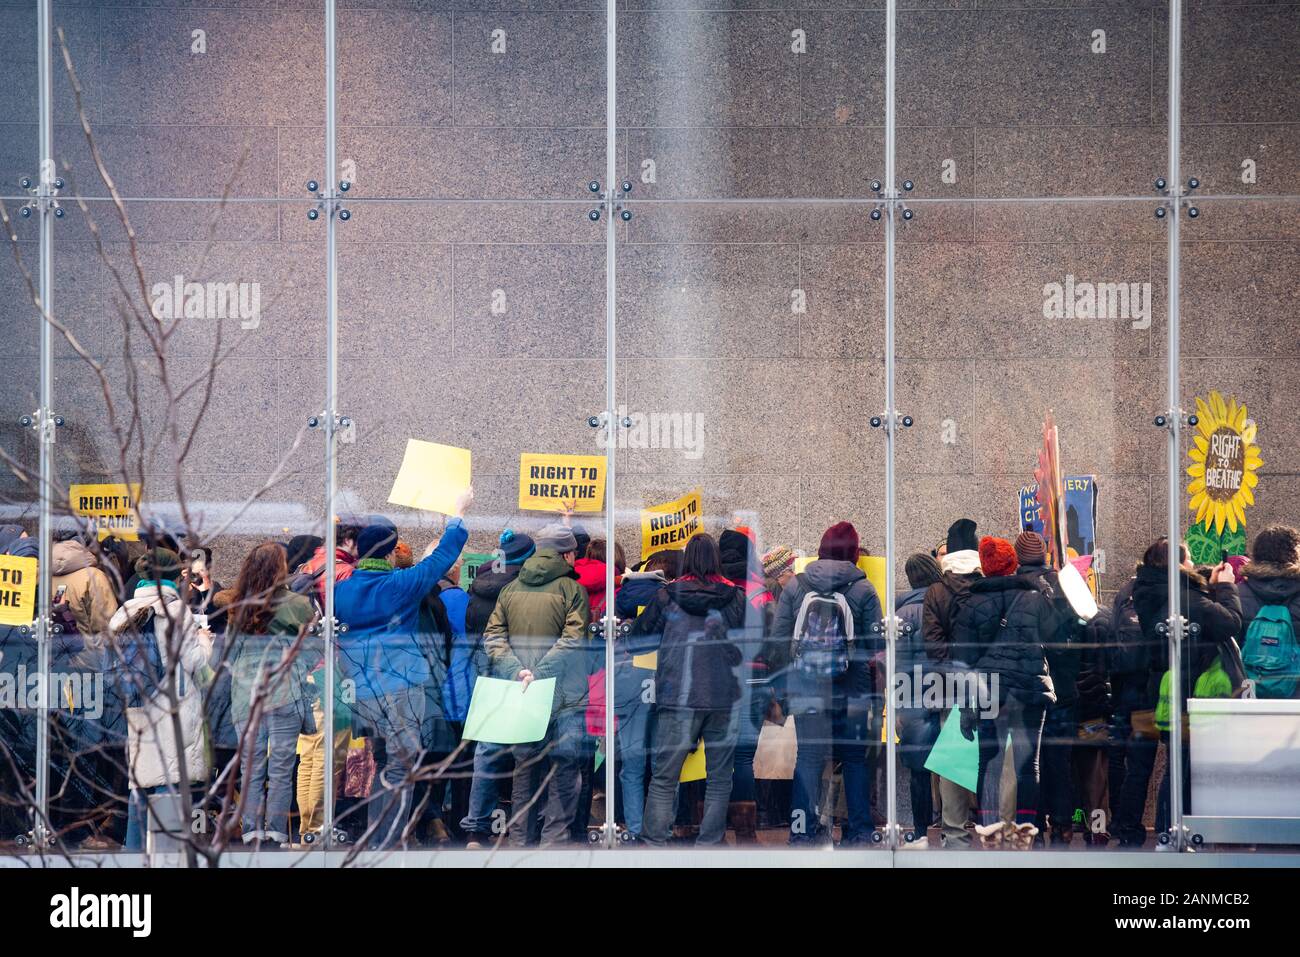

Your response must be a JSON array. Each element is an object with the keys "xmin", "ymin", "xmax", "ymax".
[
  {"xmin": 387, "ymin": 440, "xmax": 471, "ymax": 516},
  {"xmin": 70, "ymin": 482, "xmax": 141, "ymax": 541},
  {"xmin": 793, "ymin": 553, "xmax": 888, "ymax": 601},
  {"xmin": 518, "ymin": 453, "xmax": 606, "ymax": 513},
  {"xmin": 0, "ymin": 554, "xmax": 37, "ymax": 626},
  {"xmin": 857, "ymin": 555, "xmax": 888, "ymax": 603},
  {"xmin": 639, "ymin": 488, "xmax": 702, "ymax": 562},
  {"xmin": 680, "ymin": 739, "xmax": 706, "ymax": 782}
]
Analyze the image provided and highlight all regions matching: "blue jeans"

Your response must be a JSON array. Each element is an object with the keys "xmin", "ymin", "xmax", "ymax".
[
  {"xmin": 790, "ymin": 703, "xmax": 874, "ymax": 844},
  {"xmin": 235, "ymin": 703, "xmax": 302, "ymax": 843},
  {"xmin": 351, "ymin": 686, "xmax": 426, "ymax": 849},
  {"xmin": 614, "ymin": 698, "xmax": 651, "ymax": 836},
  {"xmin": 460, "ymin": 741, "xmax": 511, "ymax": 837},
  {"xmin": 642, "ymin": 707, "xmax": 737, "ymax": 846}
]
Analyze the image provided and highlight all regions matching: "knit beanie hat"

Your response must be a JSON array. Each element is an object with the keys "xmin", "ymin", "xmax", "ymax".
[
  {"xmin": 569, "ymin": 522, "xmax": 591, "ymax": 559},
  {"xmin": 761, "ymin": 545, "xmax": 796, "ymax": 580},
  {"xmin": 356, "ymin": 518, "xmax": 399, "ymax": 561},
  {"xmin": 1014, "ymin": 530, "xmax": 1048, "ymax": 567},
  {"xmin": 286, "ymin": 534, "xmax": 323, "ymax": 572},
  {"xmin": 904, "ymin": 552, "xmax": 943, "ymax": 590},
  {"xmin": 818, "ymin": 521, "xmax": 860, "ymax": 562},
  {"xmin": 498, "ymin": 528, "xmax": 535, "ymax": 565},
  {"xmin": 535, "ymin": 523, "xmax": 578, "ymax": 554},
  {"xmin": 979, "ymin": 536, "xmax": 1018, "ymax": 577},
  {"xmin": 718, "ymin": 529, "xmax": 753, "ymax": 567},
  {"xmin": 392, "ymin": 541, "xmax": 414, "ymax": 568},
  {"xmin": 946, "ymin": 518, "xmax": 979, "ymax": 555},
  {"xmin": 134, "ymin": 547, "xmax": 182, "ymax": 581}
]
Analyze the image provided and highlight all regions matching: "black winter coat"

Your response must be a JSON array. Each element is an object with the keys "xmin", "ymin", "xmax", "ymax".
[
  {"xmin": 1016, "ymin": 563, "xmax": 1084, "ymax": 709},
  {"xmin": 952, "ymin": 574, "xmax": 1057, "ymax": 707},
  {"xmin": 1130, "ymin": 563, "xmax": 1245, "ymax": 710},
  {"xmin": 629, "ymin": 576, "xmax": 745, "ymax": 711},
  {"xmin": 465, "ymin": 564, "xmax": 522, "ymax": 641}
]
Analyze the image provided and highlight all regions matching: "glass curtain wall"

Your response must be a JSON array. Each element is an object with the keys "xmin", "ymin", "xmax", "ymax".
[{"xmin": 2, "ymin": 0, "xmax": 1296, "ymax": 860}]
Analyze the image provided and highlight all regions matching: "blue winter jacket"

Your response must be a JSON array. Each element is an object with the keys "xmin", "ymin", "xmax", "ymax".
[{"xmin": 334, "ymin": 519, "xmax": 468, "ymax": 699}]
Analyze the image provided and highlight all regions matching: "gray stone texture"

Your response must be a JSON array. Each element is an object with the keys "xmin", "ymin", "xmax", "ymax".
[{"xmin": 0, "ymin": 2, "xmax": 1294, "ymax": 600}]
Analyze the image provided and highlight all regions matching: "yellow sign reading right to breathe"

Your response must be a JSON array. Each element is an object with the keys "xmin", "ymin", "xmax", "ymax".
[
  {"xmin": 518, "ymin": 453, "xmax": 607, "ymax": 513},
  {"xmin": 640, "ymin": 488, "xmax": 703, "ymax": 562},
  {"xmin": 0, "ymin": 554, "xmax": 38, "ymax": 626},
  {"xmin": 70, "ymin": 483, "xmax": 141, "ymax": 541}
]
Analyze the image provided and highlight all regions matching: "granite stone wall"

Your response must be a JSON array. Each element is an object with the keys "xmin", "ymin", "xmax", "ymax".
[{"xmin": 0, "ymin": 1, "xmax": 1295, "ymax": 593}]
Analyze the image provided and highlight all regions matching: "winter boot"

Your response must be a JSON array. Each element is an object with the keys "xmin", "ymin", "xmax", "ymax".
[
  {"xmin": 727, "ymin": 801, "xmax": 759, "ymax": 846},
  {"xmin": 974, "ymin": 821, "xmax": 1005, "ymax": 849}
]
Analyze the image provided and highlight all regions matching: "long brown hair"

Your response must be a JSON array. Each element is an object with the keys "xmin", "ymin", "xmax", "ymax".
[{"xmin": 227, "ymin": 542, "xmax": 289, "ymax": 636}]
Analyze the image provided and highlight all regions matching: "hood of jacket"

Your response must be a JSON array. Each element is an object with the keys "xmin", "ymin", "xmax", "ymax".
[
  {"xmin": 470, "ymin": 563, "xmax": 521, "ymax": 603},
  {"xmin": 517, "ymin": 549, "xmax": 576, "ymax": 588},
  {"xmin": 574, "ymin": 557, "xmax": 612, "ymax": 596},
  {"xmin": 109, "ymin": 580, "xmax": 187, "ymax": 633},
  {"xmin": 1132, "ymin": 562, "xmax": 1208, "ymax": 619},
  {"xmin": 51, "ymin": 539, "xmax": 97, "ymax": 576},
  {"xmin": 621, "ymin": 568, "xmax": 667, "ymax": 588},
  {"xmin": 800, "ymin": 558, "xmax": 865, "ymax": 593},
  {"xmin": 898, "ymin": 585, "xmax": 928, "ymax": 610},
  {"xmin": 667, "ymin": 576, "xmax": 741, "ymax": 616},
  {"xmin": 969, "ymin": 573, "xmax": 1037, "ymax": 596},
  {"xmin": 0, "ymin": 526, "xmax": 35, "ymax": 559},
  {"xmin": 0, "ymin": 525, "xmax": 25, "ymax": 553},
  {"xmin": 942, "ymin": 549, "xmax": 981, "ymax": 576},
  {"xmin": 1241, "ymin": 561, "xmax": 1300, "ymax": 605}
]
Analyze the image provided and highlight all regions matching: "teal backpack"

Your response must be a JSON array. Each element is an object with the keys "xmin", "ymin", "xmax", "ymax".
[{"xmin": 1242, "ymin": 604, "xmax": 1300, "ymax": 699}]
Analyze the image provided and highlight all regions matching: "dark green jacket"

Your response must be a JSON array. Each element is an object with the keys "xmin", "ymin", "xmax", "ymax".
[
  {"xmin": 483, "ymin": 549, "xmax": 592, "ymax": 711},
  {"xmin": 229, "ymin": 588, "xmax": 318, "ymax": 725}
]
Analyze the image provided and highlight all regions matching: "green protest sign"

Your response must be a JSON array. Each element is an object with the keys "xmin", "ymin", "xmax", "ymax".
[{"xmin": 462, "ymin": 676, "xmax": 556, "ymax": 745}]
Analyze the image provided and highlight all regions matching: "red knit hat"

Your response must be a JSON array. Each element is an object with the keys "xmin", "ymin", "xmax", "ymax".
[
  {"xmin": 979, "ymin": 536, "xmax": 1018, "ymax": 577},
  {"xmin": 818, "ymin": 521, "xmax": 860, "ymax": 562}
]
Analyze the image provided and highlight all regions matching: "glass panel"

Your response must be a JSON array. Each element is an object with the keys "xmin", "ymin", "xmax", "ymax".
[
  {"xmin": 48, "ymin": 199, "xmax": 327, "ymax": 859},
  {"xmin": 1180, "ymin": 4, "xmax": 1300, "ymax": 199},
  {"xmin": 0, "ymin": 22, "xmax": 40, "ymax": 848},
  {"xmin": 0, "ymin": 2, "xmax": 38, "ymax": 199},
  {"xmin": 330, "ymin": 194, "xmax": 607, "ymax": 853},
  {"xmin": 894, "ymin": 199, "xmax": 1168, "ymax": 852},
  {"xmin": 52, "ymin": 2, "xmax": 321, "ymax": 202},
  {"xmin": 619, "ymin": 9, "xmax": 884, "ymax": 200},
  {"xmin": 334, "ymin": 4, "xmax": 606, "ymax": 203},
  {"xmin": 1176, "ymin": 192, "xmax": 1300, "ymax": 854},
  {"xmin": 616, "ymin": 201, "xmax": 887, "ymax": 850},
  {"xmin": 897, "ymin": 5, "xmax": 1167, "ymax": 202}
]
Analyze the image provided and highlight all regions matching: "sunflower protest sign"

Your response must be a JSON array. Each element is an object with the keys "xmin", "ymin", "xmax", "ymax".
[{"xmin": 1185, "ymin": 391, "xmax": 1261, "ymax": 565}]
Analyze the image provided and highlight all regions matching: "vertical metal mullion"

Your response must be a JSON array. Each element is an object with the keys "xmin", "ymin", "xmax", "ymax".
[
  {"xmin": 1165, "ymin": 0, "xmax": 1186, "ymax": 853},
  {"xmin": 322, "ymin": 0, "xmax": 339, "ymax": 851},
  {"xmin": 602, "ymin": 0, "xmax": 618, "ymax": 851},
  {"xmin": 882, "ymin": 0, "xmax": 899, "ymax": 851},
  {"xmin": 34, "ymin": 0, "xmax": 54, "ymax": 847}
]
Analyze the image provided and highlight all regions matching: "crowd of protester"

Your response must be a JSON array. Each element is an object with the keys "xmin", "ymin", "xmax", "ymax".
[{"xmin": 1, "ymin": 495, "xmax": 1298, "ymax": 853}]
